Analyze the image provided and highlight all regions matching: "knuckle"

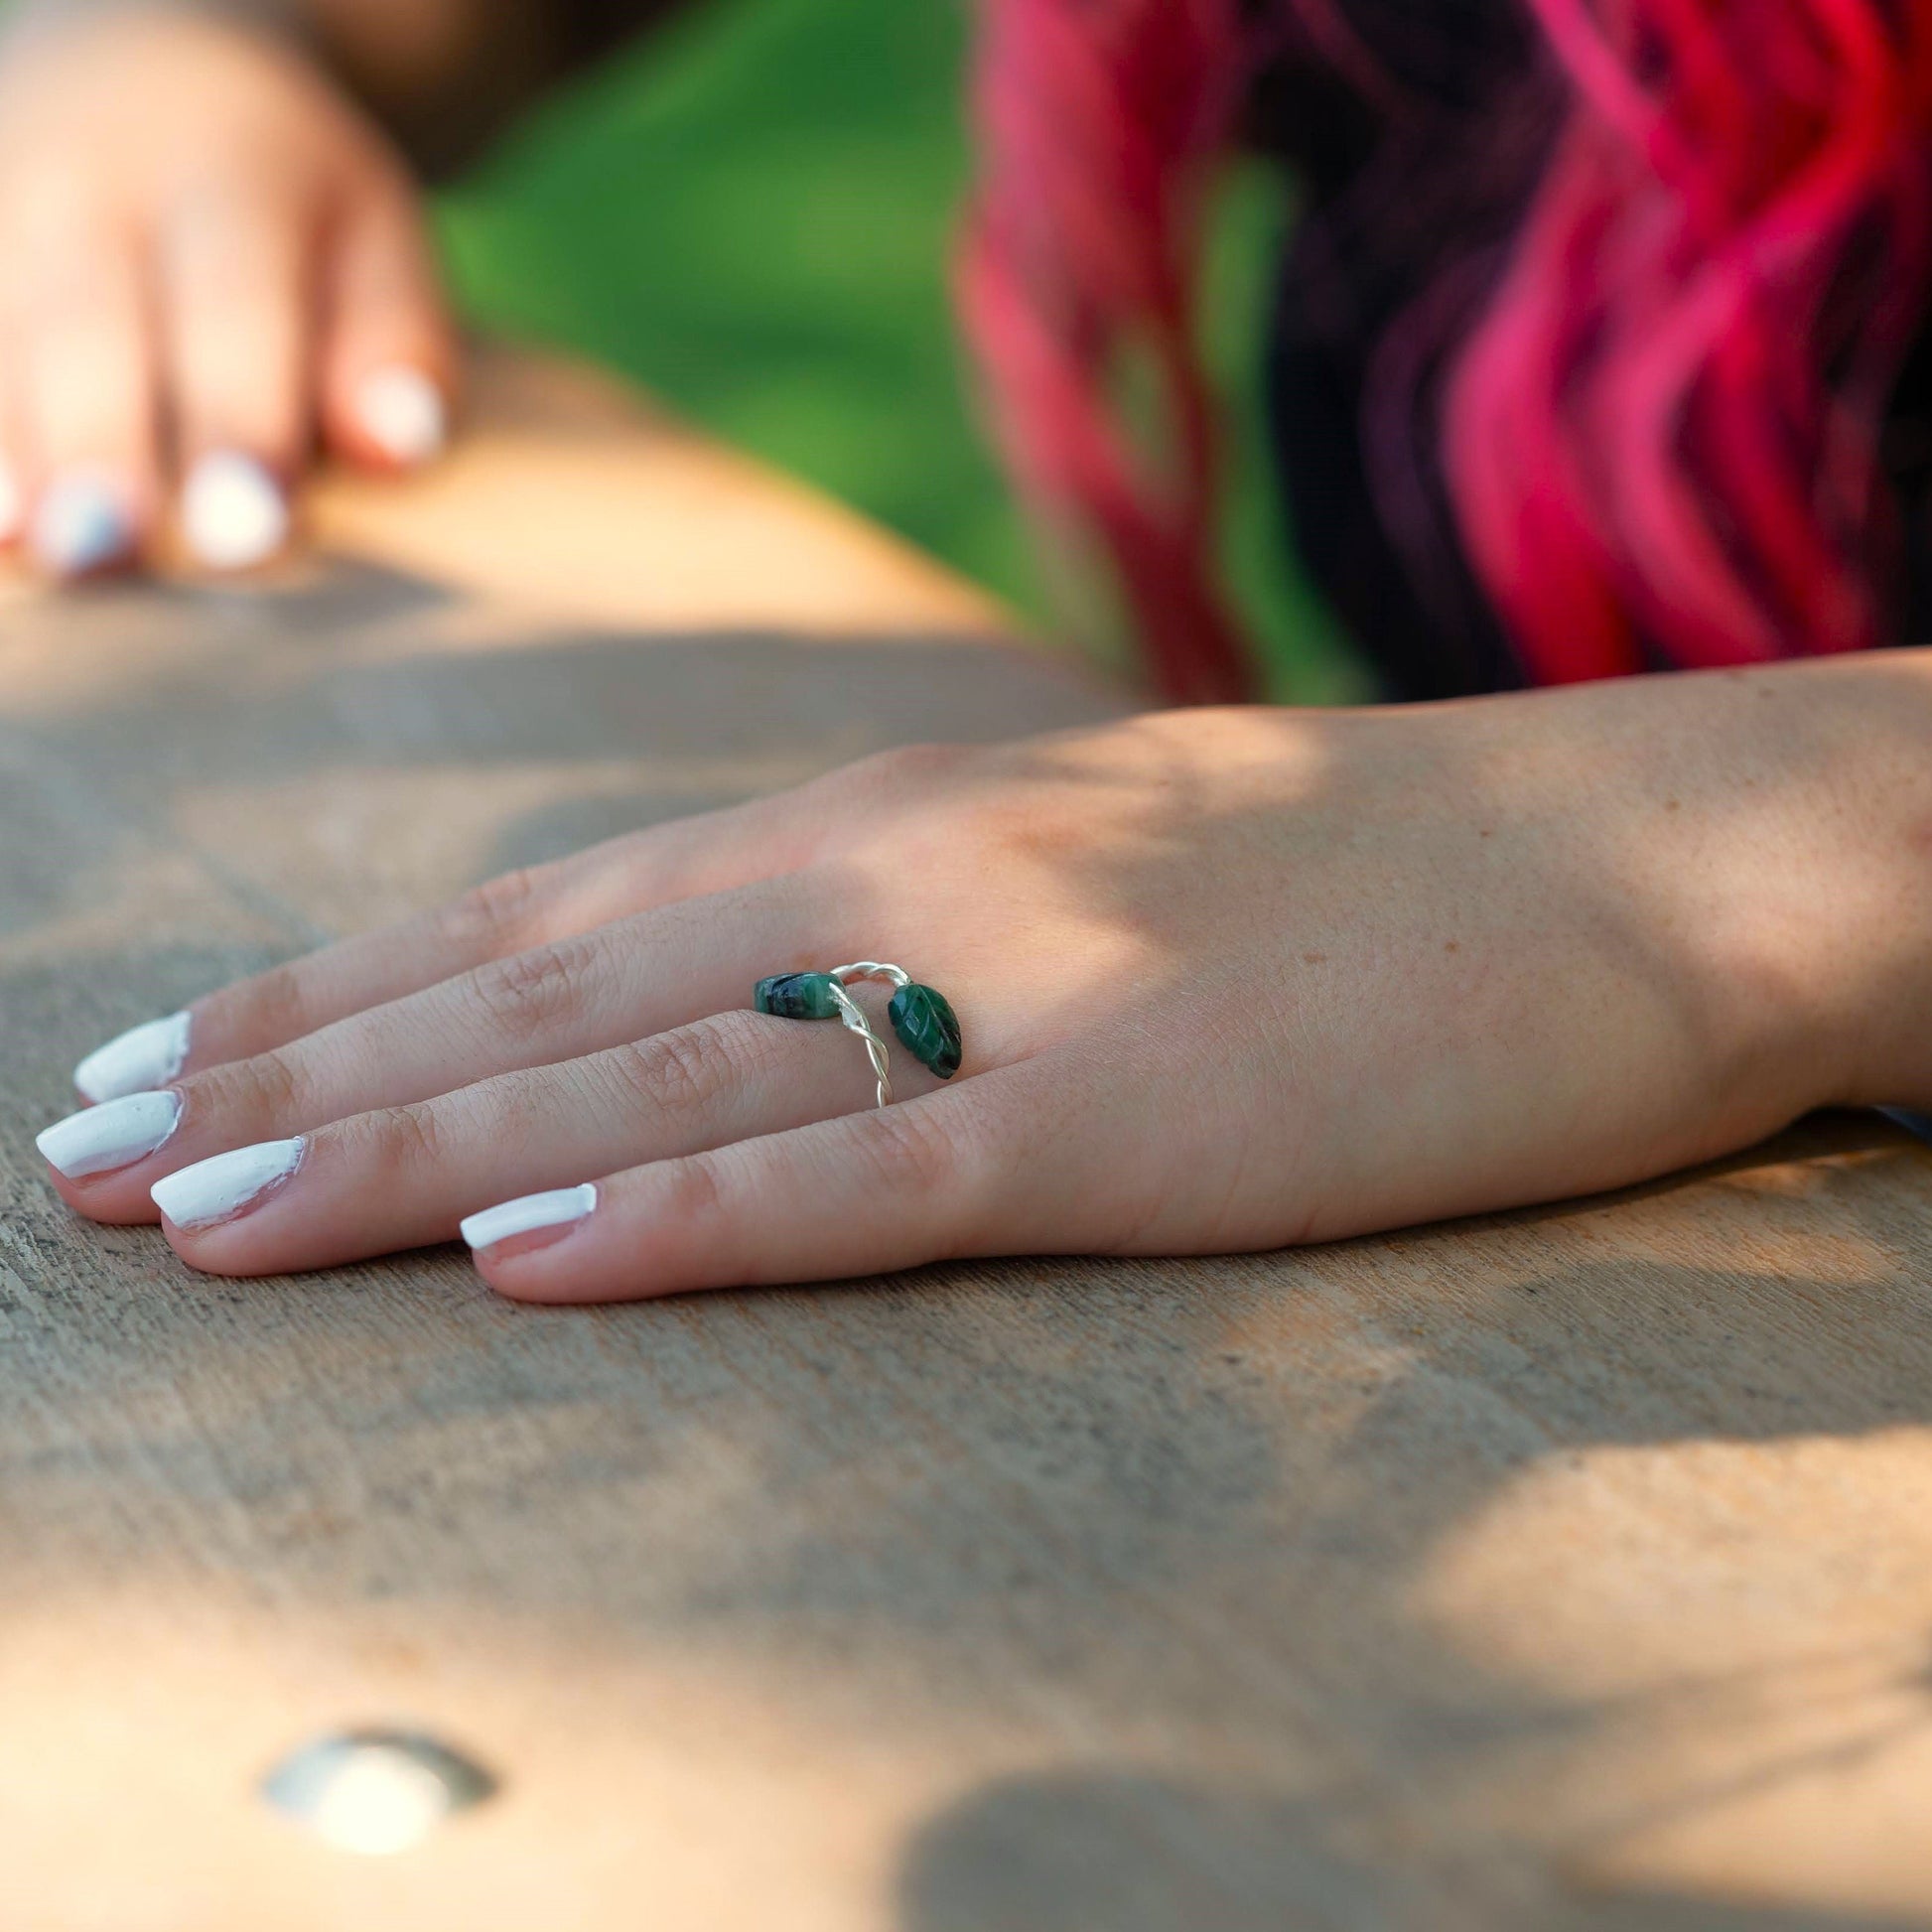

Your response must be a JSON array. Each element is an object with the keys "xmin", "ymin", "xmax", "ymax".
[
  {"xmin": 193, "ymin": 1040, "xmax": 306, "ymax": 1127},
  {"xmin": 229, "ymin": 962, "xmax": 311, "ymax": 1049},
  {"xmin": 697, "ymin": 1005, "xmax": 783, "ymax": 1075},
  {"xmin": 247, "ymin": 1044, "xmax": 306, "ymax": 1121},
  {"xmin": 436, "ymin": 867, "xmax": 546, "ymax": 956},
  {"xmin": 811, "ymin": 730, "xmax": 962, "ymax": 807},
  {"xmin": 351, "ymin": 1099, "xmax": 446, "ymax": 1174},
  {"xmin": 467, "ymin": 936, "xmax": 591, "ymax": 1039},
  {"xmin": 863, "ymin": 1102, "xmax": 962, "ymax": 1197},
  {"xmin": 616, "ymin": 1016, "xmax": 742, "ymax": 1119},
  {"xmin": 656, "ymin": 1152, "xmax": 728, "ymax": 1230},
  {"xmin": 830, "ymin": 741, "xmax": 962, "ymax": 803}
]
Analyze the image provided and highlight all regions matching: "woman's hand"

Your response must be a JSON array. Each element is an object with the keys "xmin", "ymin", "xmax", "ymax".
[
  {"xmin": 36, "ymin": 662, "xmax": 1929, "ymax": 1302},
  {"xmin": 0, "ymin": 5, "xmax": 454, "ymax": 578}
]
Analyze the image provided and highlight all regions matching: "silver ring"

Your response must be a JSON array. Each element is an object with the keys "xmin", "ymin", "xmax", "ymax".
[
  {"xmin": 827, "ymin": 965, "xmax": 902, "ymax": 1109},
  {"xmin": 752, "ymin": 961, "xmax": 962, "ymax": 1110}
]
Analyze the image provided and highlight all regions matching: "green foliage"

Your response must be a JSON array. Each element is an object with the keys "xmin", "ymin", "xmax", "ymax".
[{"xmin": 437, "ymin": 0, "xmax": 1362, "ymax": 698}]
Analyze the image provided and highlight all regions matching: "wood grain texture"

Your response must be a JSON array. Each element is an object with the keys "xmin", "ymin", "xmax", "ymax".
[{"xmin": 5, "ymin": 354, "xmax": 1932, "ymax": 1931}]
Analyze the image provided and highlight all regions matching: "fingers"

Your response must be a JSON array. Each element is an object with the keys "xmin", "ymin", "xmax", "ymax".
[
  {"xmin": 8, "ymin": 190, "xmax": 157, "ymax": 576},
  {"xmin": 46, "ymin": 873, "xmax": 851, "ymax": 1224},
  {"xmin": 145, "ymin": 1006, "xmax": 897, "ymax": 1273},
  {"xmin": 470, "ymin": 1064, "xmax": 1075, "ymax": 1305},
  {"xmin": 173, "ymin": 866, "xmax": 576, "ymax": 1076},
  {"xmin": 159, "ymin": 176, "xmax": 310, "ymax": 570},
  {"xmin": 0, "ymin": 0, "xmax": 456, "ymax": 584},
  {"xmin": 223, "ymin": 877, "xmax": 839, "ymax": 1121},
  {"xmin": 0, "ymin": 160, "xmax": 448, "ymax": 587},
  {"xmin": 69, "ymin": 789, "xmax": 836, "ymax": 1094},
  {"xmin": 317, "ymin": 173, "xmax": 455, "ymax": 472}
]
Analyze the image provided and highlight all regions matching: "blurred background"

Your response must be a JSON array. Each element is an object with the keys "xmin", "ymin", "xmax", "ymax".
[{"xmin": 432, "ymin": 0, "xmax": 1365, "ymax": 702}]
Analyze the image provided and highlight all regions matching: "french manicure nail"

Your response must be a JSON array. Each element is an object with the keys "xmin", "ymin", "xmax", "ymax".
[
  {"xmin": 182, "ymin": 452, "xmax": 288, "ymax": 571},
  {"xmin": 38, "ymin": 1089, "xmax": 182, "ymax": 1178},
  {"xmin": 461, "ymin": 1183, "xmax": 597, "ymax": 1254},
  {"xmin": 74, "ymin": 1011, "xmax": 191, "ymax": 1103},
  {"xmin": 356, "ymin": 366, "xmax": 447, "ymax": 466},
  {"xmin": 152, "ymin": 1137, "xmax": 305, "ymax": 1232},
  {"xmin": 32, "ymin": 471, "xmax": 134, "ymax": 576}
]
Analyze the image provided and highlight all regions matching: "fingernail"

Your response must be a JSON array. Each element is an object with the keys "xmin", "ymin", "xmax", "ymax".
[
  {"xmin": 31, "ymin": 471, "xmax": 134, "ymax": 577},
  {"xmin": 152, "ymin": 1137, "xmax": 305, "ymax": 1232},
  {"xmin": 74, "ymin": 1011, "xmax": 191, "ymax": 1103},
  {"xmin": 182, "ymin": 452, "xmax": 288, "ymax": 571},
  {"xmin": 355, "ymin": 366, "xmax": 446, "ymax": 467},
  {"xmin": 461, "ymin": 1183, "xmax": 597, "ymax": 1256},
  {"xmin": 0, "ymin": 460, "xmax": 25, "ymax": 544},
  {"xmin": 38, "ymin": 1089, "xmax": 183, "ymax": 1178}
]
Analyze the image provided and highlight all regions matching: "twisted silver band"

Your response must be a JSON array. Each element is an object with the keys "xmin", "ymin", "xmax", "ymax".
[
  {"xmin": 828, "ymin": 962, "xmax": 911, "ymax": 1109},
  {"xmin": 755, "ymin": 960, "xmax": 959, "ymax": 1108}
]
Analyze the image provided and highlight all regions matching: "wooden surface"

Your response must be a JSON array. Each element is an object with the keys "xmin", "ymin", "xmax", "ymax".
[{"xmin": 6, "ymin": 353, "xmax": 1932, "ymax": 1930}]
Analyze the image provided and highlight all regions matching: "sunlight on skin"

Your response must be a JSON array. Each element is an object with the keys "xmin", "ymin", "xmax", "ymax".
[{"xmin": 35, "ymin": 653, "xmax": 1932, "ymax": 1301}]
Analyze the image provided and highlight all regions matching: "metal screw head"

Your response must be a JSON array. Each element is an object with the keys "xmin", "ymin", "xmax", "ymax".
[{"xmin": 260, "ymin": 1727, "xmax": 497, "ymax": 1855}]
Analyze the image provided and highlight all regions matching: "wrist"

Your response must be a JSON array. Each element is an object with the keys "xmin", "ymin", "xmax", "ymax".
[{"xmin": 1676, "ymin": 650, "xmax": 1932, "ymax": 1112}]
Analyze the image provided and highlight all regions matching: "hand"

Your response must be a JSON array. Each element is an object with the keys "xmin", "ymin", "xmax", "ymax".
[
  {"xmin": 0, "ymin": 5, "xmax": 454, "ymax": 579},
  {"xmin": 37, "ymin": 668, "xmax": 1910, "ymax": 1302}
]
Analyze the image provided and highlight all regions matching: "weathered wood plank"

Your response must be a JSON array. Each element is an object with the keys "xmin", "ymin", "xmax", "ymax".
[{"xmin": 5, "ymin": 355, "xmax": 1932, "ymax": 1930}]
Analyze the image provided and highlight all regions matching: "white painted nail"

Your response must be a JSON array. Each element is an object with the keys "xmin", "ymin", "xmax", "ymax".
[
  {"xmin": 355, "ymin": 366, "xmax": 447, "ymax": 466},
  {"xmin": 182, "ymin": 452, "xmax": 288, "ymax": 571},
  {"xmin": 0, "ymin": 460, "xmax": 25, "ymax": 544},
  {"xmin": 152, "ymin": 1137, "xmax": 305, "ymax": 1232},
  {"xmin": 74, "ymin": 1011, "xmax": 191, "ymax": 1103},
  {"xmin": 32, "ymin": 471, "xmax": 134, "ymax": 576},
  {"xmin": 38, "ymin": 1089, "xmax": 183, "ymax": 1178},
  {"xmin": 461, "ymin": 1183, "xmax": 597, "ymax": 1253}
]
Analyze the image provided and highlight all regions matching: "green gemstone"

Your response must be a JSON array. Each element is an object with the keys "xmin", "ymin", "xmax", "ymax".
[
  {"xmin": 754, "ymin": 971, "xmax": 842, "ymax": 1021},
  {"xmin": 889, "ymin": 983, "xmax": 962, "ymax": 1079}
]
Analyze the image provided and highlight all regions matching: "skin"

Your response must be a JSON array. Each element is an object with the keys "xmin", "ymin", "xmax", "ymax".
[
  {"xmin": 0, "ymin": 4, "xmax": 454, "ymax": 570},
  {"xmin": 43, "ymin": 654, "xmax": 1932, "ymax": 1301}
]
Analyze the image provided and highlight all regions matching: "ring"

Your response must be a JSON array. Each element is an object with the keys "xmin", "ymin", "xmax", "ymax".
[{"xmin": 753, "ymin": 962, "xmax": 962, "ymax": 1109}]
